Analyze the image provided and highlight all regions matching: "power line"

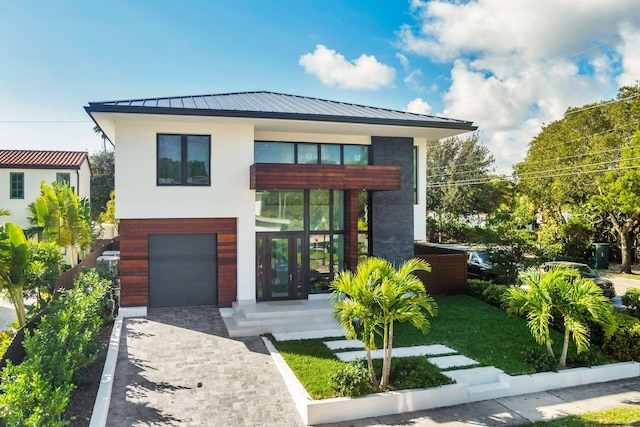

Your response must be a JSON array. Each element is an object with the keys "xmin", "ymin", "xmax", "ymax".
[
  {"xmin": 0, "ymin": 120, "xmax": 91, "ymax": 123},
  {"xmin": 427, "ymin": 164, "xmax": 640, "ymax": 188}
]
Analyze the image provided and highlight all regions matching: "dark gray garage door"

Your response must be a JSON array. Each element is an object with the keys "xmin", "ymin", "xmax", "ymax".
[{"xmin": 148, "ymin": 233, "xmax": 217, "ymax": 308}]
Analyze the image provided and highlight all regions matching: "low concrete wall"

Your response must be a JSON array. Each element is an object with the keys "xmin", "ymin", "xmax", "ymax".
[{"xmin": 264, "ymin": 338, "xmax": 640, "ymax": 426}]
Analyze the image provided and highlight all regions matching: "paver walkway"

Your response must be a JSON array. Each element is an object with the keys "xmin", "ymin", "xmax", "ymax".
[{"xmin": 106, "ymin": 307, "xmax": 304, "ymax": 427}]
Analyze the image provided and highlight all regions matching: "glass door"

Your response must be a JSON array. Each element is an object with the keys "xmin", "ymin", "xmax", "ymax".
[{"xmin": 257, "ymin": 233, "xmax": 305, "ymax": 300}]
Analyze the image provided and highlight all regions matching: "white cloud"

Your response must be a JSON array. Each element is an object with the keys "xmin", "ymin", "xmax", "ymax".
[
  {"xmin": 406, "ymin": 97, "xmax": 432, "ymax": 115},
  {"xmin": 617, "ymin": 24, "xmax": 640, "ymax": 87},
  {"xmin": 397, "ymin": 0, "xmax": 640, "ymax": 174},
  {"xmin": 299, "ymin": 44, "xmax": 395, "ymax": 90}
]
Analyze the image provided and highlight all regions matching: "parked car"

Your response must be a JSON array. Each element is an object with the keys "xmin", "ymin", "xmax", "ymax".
[
  {"xmin": 540, "ymin": 261, "xmax": 615, "ymax": 298},
  {"xmin": 467, "ymin": 249, "xmax": 497, "ymax": 281}
]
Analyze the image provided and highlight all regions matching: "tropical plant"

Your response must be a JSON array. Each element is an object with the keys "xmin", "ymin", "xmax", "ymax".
[
  {"xmin": 330, "ymin": 257, "xmax": 437, "ymax": 389},
  {"xmin": 506, "ymin": 266, "xmax": 617, "ymax": 368},
  {"xmin": 31, "ymin": 181, "xmax": 93, "ymax": 266},
  {"xmin": 24, "ymin": 240, "xmax": 63, "ymax": 306},
  {"xmin": 0, "ymin": 223, "xmax": 30, "ymax": 327},
  {"xmin": 98, "ymin": 190, "xmax": 118, "ymax": 232}
]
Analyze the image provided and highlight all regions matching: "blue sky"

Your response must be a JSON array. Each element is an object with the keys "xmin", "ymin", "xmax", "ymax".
[{"xmin": 1, "ymin": 1, "xmax": 639, "ymax": 174}]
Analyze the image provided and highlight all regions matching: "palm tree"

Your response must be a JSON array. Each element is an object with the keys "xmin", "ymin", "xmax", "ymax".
[
  {"xmin": 505, "ymin": 268, "xmax": 557, "ymax": 356},
  {"xmin": 551, "ymin": 273, "xmax": 617, "ymax": 368},
  {"xmin": 330, "ymin": 257, "xmax": 437, "ymax": 389},
  {"xmin": 375, "ymin": 258, "xmax": 437, "ymax": 389},
  {"xmin": 506, "ymin": 266, "xmax": 617, "ymax": 368},
  {"xmin": 33, "ymin": 181, "xmax": 92, "ymax": 267},
  {"xmin": 330, "ymin": 258, "xmax": 388, "ymax": 384}
]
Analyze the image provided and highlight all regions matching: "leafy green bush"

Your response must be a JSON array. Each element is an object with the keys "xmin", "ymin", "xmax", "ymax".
[
  {"xmin": 481, "ymin": 284, "xmax": 509, "ymax": 308},
  {"xmin": 523, "ymin": 348, "xmax": 558, "ymax": 372},
  {"xmin": 25, "ymin": 240, "xmax": 64, "ymax": 305},
  {"xmin": 389, "ymin": 357, "xmax": 451, "ymax": 389},
  {"xmin": 0, "ymin": 269, "xmax": 109, "ymax": 426},
  {"xmin": 331, "ymin": 359, "xmax": 375, "ymax": 398},
  {"xmin": 567, "ymin": 347, "xmax": 608, "ymax": 368},
  {"xmin": 603, "ymin": 314, "xmax": 640, "ymax": 361},
  {"xmin": 621, "ymin": 288, "xmax": 640, "ymax": 317},
  {"xmin": 467, "ymin": 279, "xmax": 493, "ymax": 299}
]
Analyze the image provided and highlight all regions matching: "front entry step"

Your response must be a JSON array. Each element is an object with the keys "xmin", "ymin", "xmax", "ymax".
[{"xmin": 221, "ymin": 298, "xmax": 341, "ymax": 337}]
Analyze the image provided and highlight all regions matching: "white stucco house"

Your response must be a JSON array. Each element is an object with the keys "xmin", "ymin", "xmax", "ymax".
[
  {"xmin": 85, "ymin": 91, "xmax": 476, "ymax": 325},
  {"xmin": 0, "ymin": 150, "xmax": 92, "ymax": 229}
]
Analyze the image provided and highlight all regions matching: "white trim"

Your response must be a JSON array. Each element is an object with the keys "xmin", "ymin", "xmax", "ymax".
[
  {"xmin": 89, "ymin": 315, "xmax": 123, "ymax": 427},
  {"xmin": 118, "ymin": 306, "xmax": 147, "ymax": 318}
]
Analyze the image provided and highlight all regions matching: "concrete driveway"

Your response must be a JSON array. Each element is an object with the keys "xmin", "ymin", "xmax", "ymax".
[{"xmin": 106, "ymin": 307, "xmax": 304, "ymax": 427}]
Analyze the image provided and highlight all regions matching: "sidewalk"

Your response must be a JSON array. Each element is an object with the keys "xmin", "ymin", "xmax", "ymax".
[{"xmin": 318, "ymin": 376, "xmax": 640, "ymax": 426}]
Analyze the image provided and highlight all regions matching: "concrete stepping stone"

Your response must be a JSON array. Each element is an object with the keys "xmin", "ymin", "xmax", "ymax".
[
  {"xmin": 428, "ymin": 355, "xmax": 479, "ymax": 369},
  {"xmin": 324, "ymin": 339, "xmax": 365, "ymax": 350},
  {"xmin": 335, "ymin": 344, "xmax": 456, "ymax": 362},
  {"xmin": 272, "ymin": 328, "xmax": 345, "ymax": 341}
]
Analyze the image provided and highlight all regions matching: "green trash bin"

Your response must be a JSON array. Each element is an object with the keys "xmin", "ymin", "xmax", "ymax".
[{"xmin": 592, "ymin": 243, "xmax": 610, "ymax": 269}]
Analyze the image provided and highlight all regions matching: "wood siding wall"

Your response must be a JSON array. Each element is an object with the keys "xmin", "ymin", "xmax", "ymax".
[
  {"xmin": 119, "ymin": 218, "xmax": 237, "ymax": 308},
  {"xmin": 414, "ymin": 253, "xmax": 468, "ymax": 295},
  {"xmin": 250, "ymin": 163, "xmax": 400, "ymax": 190}
]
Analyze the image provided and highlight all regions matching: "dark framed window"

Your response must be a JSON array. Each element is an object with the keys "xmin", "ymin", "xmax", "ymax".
[
  {"xmin": 157, "ymin": 134, "xmax": 210, "ymax": 186},
  {"xmin": 255, "ymin": 141, "xmax": 369, "ymax": 166},
  {"xmin": 10, "ymin": 172, "xmax": 24, "ymax": 199},
  {"xmin": 56, "ymin": 173, "xmax": 71, "ymax": 185}
]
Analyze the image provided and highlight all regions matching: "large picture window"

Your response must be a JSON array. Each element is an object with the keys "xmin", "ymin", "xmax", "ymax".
[
  {"xmin": 10, "ymin": 172, "xmax": 24, "ymax": 199},
  {"xmin": 157, "ymin": 134, "xmax": 210, "ymax": 186},
  {"xmin": 255, "ymin": 141, "xmax": 368, "ymax": 165}
]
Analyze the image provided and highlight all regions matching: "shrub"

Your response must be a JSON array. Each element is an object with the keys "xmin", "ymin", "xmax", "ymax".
[
  {"xmin": 467, "ymin": 279, "xmax": 493, "ymax": 299},
  {"xmin": 567, "ymin": 347, "xmax": 608, "ymax": 368},
  {"xmin": 622, "ymin": 288, "xmax": 640, "ymax": 317},
  {"xmin": 331, "ymin": 359, "xmax": 375, "ymax": 398},
  {"xmin": 523, "ymin": 347, "xmax": 558, "ymax": 372},
  {"xmin": 481, "ymin": 284, "xmax": 509, "ymax": 308},
  {"xmin": 0, "ymin": 269, "xmax": 109, "ymax": 426},
  {"xmin": 24, "ymin": 241, "xmax": 64, "ymax": 305},
  {"xmin": 603, "ymin": 314, "xmax": 640, "ymax": 362},
  {"xmin": 389, "ymin": 357, "xmax": 451, "ymax": 389}
]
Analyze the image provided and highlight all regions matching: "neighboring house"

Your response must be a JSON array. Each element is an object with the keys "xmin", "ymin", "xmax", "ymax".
[
  {"xmin": 0, "ymin": 150, "xmax": 92, "ymax": 229},
  {"xmin": 85, "ymin": 91, "xmax": 476, "ymax": 315}
]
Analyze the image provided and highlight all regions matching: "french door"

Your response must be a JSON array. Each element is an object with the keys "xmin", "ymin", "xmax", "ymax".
[{"xmin": 257, "ymin": 233, "xmax": 305, "ymax": 300}]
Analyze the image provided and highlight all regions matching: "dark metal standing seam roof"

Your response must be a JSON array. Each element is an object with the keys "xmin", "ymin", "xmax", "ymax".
[{"xmin": 85, "ymin": 91, "xmax": 477, "ymax": 131}]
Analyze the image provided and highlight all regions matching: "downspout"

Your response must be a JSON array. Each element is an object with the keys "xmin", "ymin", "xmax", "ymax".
[{"xmin": 76, "ymin": 169, "xmax": 80, "ymax": 195}]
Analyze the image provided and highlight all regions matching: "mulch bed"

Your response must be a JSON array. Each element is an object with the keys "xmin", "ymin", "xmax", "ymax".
[{"xmin": 61, "ymin": 321, "xmax": 113, "ymax": 426}]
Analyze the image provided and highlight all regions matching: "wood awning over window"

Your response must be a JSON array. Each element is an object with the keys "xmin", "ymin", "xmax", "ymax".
[{"xmin": 250, "ymin": 163, "xmax": 400, "ymax": 190}]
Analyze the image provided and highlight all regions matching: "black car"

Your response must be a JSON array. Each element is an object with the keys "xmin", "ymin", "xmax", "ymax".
[
  {"xmin": 540, "ymin": 261, "xmax": 615, "ymax": 298},
  {"xmin": 467, "ymin": 250, "xmax": 497, "ymax": 281}
]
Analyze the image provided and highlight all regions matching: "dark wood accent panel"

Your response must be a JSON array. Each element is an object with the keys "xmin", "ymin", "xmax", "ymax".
[
  {"xmin": 343, "ymin": 190, "xmax": 360, "ymax": 272},
  {"xmin": 250, "ymin": 163, "xmax": 400, "ymax": 190},
  {"xmin": 119, "ymin": 218, "xmax": 237, "ymax": 308},
  {"xmin": 414, "ymin": 253, "xmax": 467, "ymax": 296}
]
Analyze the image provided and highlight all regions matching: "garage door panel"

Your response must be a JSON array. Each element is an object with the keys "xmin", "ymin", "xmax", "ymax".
[{"xmin": 149, "ymin": 233, "xmax": 217, "ymax": 308}]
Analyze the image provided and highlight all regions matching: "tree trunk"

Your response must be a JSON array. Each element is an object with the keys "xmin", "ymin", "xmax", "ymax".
[
  {"xmin": 560, "ymin": 328, "xmax": 570, "ymax": 368},
  {"xmin": 546, "ymin": 340, "xmax": 554, "ymax": 357},
  {"xmin": 8, "ymin": 285, "xmax": 26, "ymax": 328},
  {"xmin": 609, "ymin": 212, "xmax": 639, "ymax": 274},
  {"xmin": 380, "ymin": 321, "xmax": 392, "ymax": 389},
  {"xmin": 366, "ymin": 349, "xmax": 377, "ymax": 384}
]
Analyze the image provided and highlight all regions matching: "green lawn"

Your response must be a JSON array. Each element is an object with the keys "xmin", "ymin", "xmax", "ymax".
[
  {"xmin": 523, "ymin": 405, "xmax": 640, "ymax": 426},
  {"xmin": 271, "ymin": 294, "xmax": 612, "ymax": 399}
]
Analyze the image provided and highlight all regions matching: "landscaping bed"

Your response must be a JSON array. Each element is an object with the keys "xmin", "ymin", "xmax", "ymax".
[
  {"xmin": 61, "ymin": 321, "xmax": 112, "ymax": 426},
  {"xmin": 271, "ymin": 295, "xmax": 613, "ymax": 400}
]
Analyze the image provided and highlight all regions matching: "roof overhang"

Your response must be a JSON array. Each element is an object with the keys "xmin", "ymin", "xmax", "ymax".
[{"xmin": 86, "ymin": 108, "xmax": 477, "ymax": 145}]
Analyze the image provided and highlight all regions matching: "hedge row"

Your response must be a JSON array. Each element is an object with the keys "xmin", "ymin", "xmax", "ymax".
[{"xmin": 0, "ymin": 269, "xmax": 109, "ymax": 426}]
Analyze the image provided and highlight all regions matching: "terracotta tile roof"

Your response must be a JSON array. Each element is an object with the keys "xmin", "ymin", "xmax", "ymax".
[{"xmin": 0, "ymin": 150, "xmax": 89, "ymax": 169}]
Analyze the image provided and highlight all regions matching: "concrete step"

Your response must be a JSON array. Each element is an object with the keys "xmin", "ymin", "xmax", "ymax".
[{"xmin": 445, "ymin": 366, "xmax": 505, "ymax": 386}]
